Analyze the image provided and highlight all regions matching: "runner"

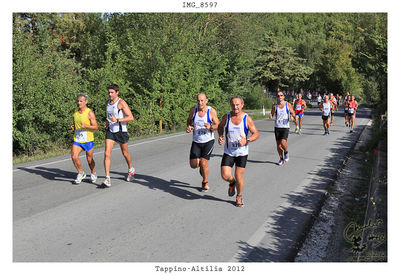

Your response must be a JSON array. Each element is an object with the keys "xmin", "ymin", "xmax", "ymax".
[
  {"xmin": 71, "ymin": 93, "xmax": 98, "ymax": 184},
  {"xmin": 348, "ymin": 95, "xmax": 359, "ymax": 133},
  {"xmin": 269, "ymin": 91, "xmax": 295, "ymax": 166},
  {"xmin": 293, "ymin": 92, "xmax": 307, "ymax": 134},
  {"xmin": 319, "ymin": 95, "xmax": 334, "ymax": 135},
  {"xmin": 218, "ymin": 96, "xmax": 259, "ymax": 207},
  {"xmin": 186, "ymin": 93, "xmax": 219, "ymax": 192},
  {"xmin": 317, "ymin": 93, "xmax": 322, "ymax": 105},
  {"xmin": 102, "ymin": 84, "xmax": 135, "ymax": 188},
  {"xmin": 329, "ymin": 93, "xmax": 338, "ymax": 126}
]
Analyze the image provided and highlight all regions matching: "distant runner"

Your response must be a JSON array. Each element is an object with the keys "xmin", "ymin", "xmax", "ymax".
[
  {"xmin": 293, "ymin": 92, "xmax": 307, "ymax": 134},
  {"xmin": 348, "ymin": 95, "xmax": 359, "ymax": 133},
  {"xmin": 319, "ymin": 95, "xmax": 333, "ymax": 135},
  {"xmin": 186, "ymin": 93, "xmax": 219, "ymax": 192},
  {"xmin": 329, "ymin": 93, "xmax": 338, "ymax": 126},
  {"xmin": 71, "ymin": 93, "xmax": 98, "ymax": 184},
  {"xmin": 218, "ymin": 96, "xmax": 259, "ymax": 207},
  {"xmin": 102, "ymin": 84, "xmax": 135, "ymax": 188},
  {"xmin": 269, "ymin": 91, "xmax": 295, "ymax": 166}
]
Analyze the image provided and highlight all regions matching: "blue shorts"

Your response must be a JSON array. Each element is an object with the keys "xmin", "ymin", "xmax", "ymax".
[
  {"xmin": 73, "ymin": 141, "xmax": 95, "ymax": 151},
  {"xmin": 296, "ymin": 113, "xmax": 304, "ymax": 118}
]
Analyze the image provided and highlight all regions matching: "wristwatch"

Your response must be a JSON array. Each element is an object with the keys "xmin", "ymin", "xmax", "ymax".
[
  {"xmin": 246, "ymin": 138, "xmax": 250, "ymax": 143},
  {"xmin": 116, "ymin": 118, "xmax": 120, "ymax": 123}
]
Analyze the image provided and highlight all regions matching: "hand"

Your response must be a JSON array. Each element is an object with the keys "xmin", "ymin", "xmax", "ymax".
[
  {"xmin": 186, "ymin": 125, "xmax": 194, "ymax": 133},
  {"xmin": 109, "ymin": 114, "xmax": 117, "ymax": 123},
  {"xmin": 104, "ymin": 122, "xmax": 109, "ymax": 129},
  {"xmin": 204, "ymin": 122, "xmax": 211, "ymax": 130},
  {"xmin": 70, "ymin": 125, "xmax": 75, "ymax": 131},
  {"xmin": 81, "ymin": 123, "xmax": 88, "ymax": 129},
  {"xmin": 238, "ymin": 135, "xmax": 247, "ymax": 147},
  {"xmin": 218, "ymin": 135, "xmax": 224, "ymax": 145},
  {"xmin": 269, "ymin": 113, "xmax": 273, "ymax": 119},
  {"xmin": 291, "ymin": 116, "xmax": 295, "ymax": 121}
]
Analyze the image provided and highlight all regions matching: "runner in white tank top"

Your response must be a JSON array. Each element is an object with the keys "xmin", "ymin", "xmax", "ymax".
[
  {"xmin": 186, "ymin": 93, "xmax": 219, "ymax": 192},
  {"xmin": 319, "ymin": 95, "xmax": 333, "ymax": 135},
  {"xmin": 269, "ymin": 91, "xmax": 295, "ymax": 166},
  {"xmin": 218, "ymin": 96, "xmax": 259, "ymax": 207},
  {"xmin": 102, "ymin": 84, "xmax": 136, "ymax": 188}
]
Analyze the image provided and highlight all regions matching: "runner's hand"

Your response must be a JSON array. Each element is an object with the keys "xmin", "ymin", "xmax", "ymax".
[
  {"xmin": 81, "ymin": 123, "xmax": 88, "ymax": 129},
  {"xmin": 238, "ymin": 135, "xmax": 247, "ymax": 147},
  {"xmin": 218, "ymin": 135, "xmax": 224, "ymax": 145},
  {"xmin": 186, "ymin": 125, "xmax": 194, "ymax": 133},
  {"xmin": 108, "ymin": 114, "xmax": 117, "ymax": 122},
  {"xmin": 70, "ymin": 125, "xmax": 75, "ymax": 131},
  {"xmin": 204, "ymin": 122, "xmax": 211, "ymax": 130}
]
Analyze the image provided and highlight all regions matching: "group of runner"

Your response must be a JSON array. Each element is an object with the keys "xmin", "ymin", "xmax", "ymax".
[
  {"xmin": 71, "ymin": 84, "xmax": 135, "ymax": 187},
  {"xmin": 70, "ymin": 86, "xmax": 359, "ymax": 207}
]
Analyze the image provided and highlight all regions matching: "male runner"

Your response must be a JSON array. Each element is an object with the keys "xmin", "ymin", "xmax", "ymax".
[
  {"xmin": 348, "ymin": 95, "xmax": 359, "ymax": 133},
  {"xmin": 317, "ymin": 93, "xmax": 322, "ymax": 106},
  {"xmin": 218, "ymin": 96, "xmax": 259, "ymax": 207},
  {"xmin": 71, "ymin": 93, "xmax": 98, "ymax": 184},
  {"xmin": 293, "ymin": 92, "xmax": 307, "ymax": 134},
  {"xmin": 319, "ymin": 95, "xmax": 334, "ymax": 135},
  {"xmin": 186, "ymin": 93, "xmax": 219, "ymax": 192},
  {"xmin": 102, "ymin": 84, "xmax": 135, "ymax": 188},
  {"xmin": 269, "ymin": 91, "xmax": 295, "ymax": 166},
  {"xmin": 329, "ymin": 93, "xmax": 338, "ymax": 126}
]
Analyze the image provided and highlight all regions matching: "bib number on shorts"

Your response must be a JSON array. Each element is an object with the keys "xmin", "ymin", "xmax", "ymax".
[{"xmin": 76, "ymin": 130, "xmax": 87, "ymax": 142}]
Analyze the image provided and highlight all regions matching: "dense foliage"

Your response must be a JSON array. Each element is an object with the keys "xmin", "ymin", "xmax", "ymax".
[{"xmin": 13, "ymin": 13, "xmax": 387, "ymax": 156}]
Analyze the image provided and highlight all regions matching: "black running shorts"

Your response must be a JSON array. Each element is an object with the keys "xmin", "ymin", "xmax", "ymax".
[
  {"xmin": 322, "ymin": 115, "xmax": 330, "ymax": 121},
  {"xmin": 274, "ymin": 127, "xmax": 289, "ymax": 141},
  {"xmin": 106, "ymin": 130, "xmax": 130, "ymax": 144},
  {"xmin": 189, "ymin": 139, "xmax": 215, "ymax": 160},
  {"xmin": 221, "ymin": 154, "xmax": 248, "ymax": 168}
]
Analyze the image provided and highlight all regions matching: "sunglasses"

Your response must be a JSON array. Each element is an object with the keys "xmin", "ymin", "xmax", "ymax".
[{"xmin": 277, "ymin": 94, "xmax": 284, "ymax": 97}]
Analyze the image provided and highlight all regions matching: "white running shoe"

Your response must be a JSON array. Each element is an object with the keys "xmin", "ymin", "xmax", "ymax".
[
  {"xmin": 284, "ymin": 152, "xmax": 290, "ymax": 162},
  {"xmin": 90, "ymin": 173, "xmax": 97, "ymax": 183},
  {"xmin": 74, "ymin": 171, "xmax": 86, "ymax": 184},
  {"xmin": 278, "ymin": 159, "xmax": 284, "ymax": 166},
  {"xmin": 102, "ymin": 176, "xmax": 111, "ymax": 188},
  {"xmin": 126, "ymin": 167, "xmax": 136, "ymax": 182}
]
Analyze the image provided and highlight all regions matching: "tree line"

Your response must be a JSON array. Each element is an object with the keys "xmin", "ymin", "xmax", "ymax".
[{"xmin": 13, "ymin": 13, "xmax": 387, "ymax": 156}]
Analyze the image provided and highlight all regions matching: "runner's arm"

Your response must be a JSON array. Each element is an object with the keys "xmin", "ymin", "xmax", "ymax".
[
  {"xmin": 81, "ymin": 110, "xmax": 98, "ymax": 131},
  {"xmin": 186, "ymin": 107, "xmax": 195, "ymax": 133},
  {"xmin": 218, "ymin": 114, "xmax": 227, "ymax": 145},
  {"xmin": 269, "ymin": 104, "xmax": 276, "ymax": 119},
  {"xmin": 118, "ymin": 100, "xmax": 134, "ymax": 122},
  {"xmin": 209, "ymin": 108, "xmax": 220, "ymax": 131}
]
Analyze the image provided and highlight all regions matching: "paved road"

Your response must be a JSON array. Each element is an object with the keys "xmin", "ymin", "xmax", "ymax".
[{"xmin": 13, "ymin": 105, "xmax": 371, "ymax": 262}]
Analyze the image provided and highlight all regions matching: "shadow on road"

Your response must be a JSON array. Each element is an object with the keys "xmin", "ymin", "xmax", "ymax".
[
  {"xmin": 17, "ymin": 166, "xmax": 76, "ymax": 183},
  {"xmin": 233, "ymin": 108, "xmax": 370, "ymax": 262},
  {"xmin": 109, "ymin": 171, "xmax": 235, "ymax": 206}
]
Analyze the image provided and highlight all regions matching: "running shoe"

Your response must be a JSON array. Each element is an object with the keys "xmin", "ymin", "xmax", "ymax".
[
  {"xmin": 201, "ymin": 182, "xmax": 209, "ymax": 192},
  {"xmin": 235, "ymin": 195, "xmax": 244, "ymax": 208},
  {"xmin": 299, "ymin": 129, "xmax": 302, "ymax": 135},
  {"xmin": 89, "ymin": 173, "xmax": 97, "ymax": 183},
  {"xmin": 284, "ymin": 152, "xmax": 290, "ymax": 162},
  {"xmin": 228, "ymin": 180, "xmax": 236, "ymax": 197},
  {"xmin": 74, "ymin": 171, "xmax": 86, "ymax": 184},
  {"xmin": 350, "ymin": 129, "xmax": 353, "ymax": 133},
  {"xmin": 102, "ymin": 176, "xmax": 111, "ymax": 188},
  {"xmin": 295, "ymin": 127, "xmax": 299, "ymax": 134},
  {"xmin": 323, "ymin": 131, "xmax": 327, "ymax": 136},
  {"xmin": 126, "ymin": 167, "xmax": 136, "ymax": 182},
  {"xmin": 327, "ymin": 130, "xmax": 330, "ymax": 135},
  {"xmin": 278, "ymin": 159, "xmax": 284, "ymax": 166}
]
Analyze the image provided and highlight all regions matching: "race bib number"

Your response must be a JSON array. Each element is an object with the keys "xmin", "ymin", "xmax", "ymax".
[
  {"xmin": 230, "ymin": 140, "xmax": 239, "ymax": 148},
  {"xmin": 296, "ymin": 104, "xmax": 302, "ymax": 110},
  {"xmin": 75, "ymin": 130, "xmax": 87, "ymax": 142},
  {"xmin": 349, "ymin": 108, "xmax": 354, "ymax": 114},
  {"xmin": 197, "ymin": 129, "xmax": 208, "ymax": 135}
]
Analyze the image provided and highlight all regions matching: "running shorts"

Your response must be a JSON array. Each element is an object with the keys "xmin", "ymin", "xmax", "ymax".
[
  {"xmin": 348, "ymin": 112, "xmax": 355, "ymax": 118},
  {"xmin": 190, "ymin": 139, "xmax": 214, "ymax": 160},
  {"xmin": 221, "ymin": 153, "xmax": 248, "ymax": 168},
  {"xmin": 73, "ymin": 141, "xmax": 95, "ymax": 151},
  {"xmin": 274, "ymin": 127, "xmax": 289, "ymax": 140},
  {"xmin": 296, "ymin": 113, "xmax": 304, "ymax": 118},
  {"xmin": 322, "ymin": 115, "xmax": 330, "ymax": 121},
  {"xmin": 106, "ymin": 130, "xmax": 130, "ymax": 144}
]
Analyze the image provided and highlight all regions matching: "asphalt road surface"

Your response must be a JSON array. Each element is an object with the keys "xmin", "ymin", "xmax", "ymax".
[{"xmin": 13, "ymin": 105, "xmax": 371, "ymax": 262}]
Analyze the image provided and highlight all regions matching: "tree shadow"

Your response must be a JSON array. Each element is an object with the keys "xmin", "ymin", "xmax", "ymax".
[{"xmin": 233, "ymin": 117, "xmax": 370, "ymax": 262}]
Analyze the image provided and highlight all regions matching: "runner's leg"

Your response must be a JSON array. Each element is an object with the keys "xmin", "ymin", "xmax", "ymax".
[
  {"xmin": 120, "ymin": 142, "xmax": 133, "ymax": 170},
  {"xmin": 104, "ymin": 139, "xmax": 115, "ymax": 177},
  {"xmin": 234, "ymin": 166, "xmax": 245, "ymax": 196},
  {"xmin": 71, "ymin": 144, "xmax": 83, "ymax": 173}
]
